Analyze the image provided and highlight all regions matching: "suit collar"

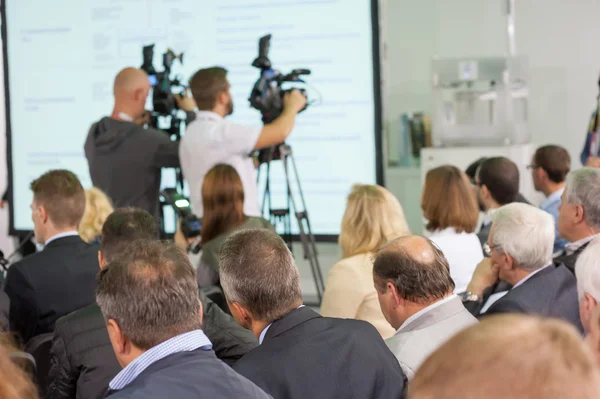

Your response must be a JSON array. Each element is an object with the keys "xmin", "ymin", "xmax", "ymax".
[
  {"xmin": 264, "ymin": 306, "xmax": 320, "ymax": 342},
  {"xmin": 510, "ymin": 265, "xmax": 555, "ymax": 291},
  {"xmin": 44, "ymin": 234, "xmax": 84, "ymax": 249},
  {"xmin": 398, "ymin": 296, "xmax": 466, "ymax": 334}
]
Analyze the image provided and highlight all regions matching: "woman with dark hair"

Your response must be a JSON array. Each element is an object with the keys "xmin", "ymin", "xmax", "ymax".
[{"xmin": 177, "ymin": 164, "xmax": 274, "ymax": 285}]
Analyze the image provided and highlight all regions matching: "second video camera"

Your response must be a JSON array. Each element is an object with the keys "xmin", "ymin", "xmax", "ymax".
[{"xmin": 141, "ymin": 44, "xmax": 185, "ymax": 117}]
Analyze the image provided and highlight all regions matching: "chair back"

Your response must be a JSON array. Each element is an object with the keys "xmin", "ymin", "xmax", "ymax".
[{"xmin": 24, "ymin": 332, "xmax": 54, "ymax": 396}]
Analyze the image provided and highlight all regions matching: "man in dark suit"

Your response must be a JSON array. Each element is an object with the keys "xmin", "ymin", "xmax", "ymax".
[
  {"xmin": 219, "ymin": 229, "xmax": 407, "ymax": 399},
  {"xmin": 3, "ymin": 170, "xmax": 99, "ymax": 343},
  {"xmin": 96, "ymin": 240, "xmax": 269, "ymax": 399},
  {"xmin": 463, "ymin": 203, "xmax": 583, "ymax": 333},
  {"xmin": 552, "ymin": 167, "xmax": 600, "ymax": 273},
  {"xmin": 47, "ymin": 208, "xmax": 258, "ymax": 399}
]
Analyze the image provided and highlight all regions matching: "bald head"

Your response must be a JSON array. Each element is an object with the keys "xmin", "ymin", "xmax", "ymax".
[
  {"xmin": 373, "ymin": 235, "xmax": 455, "ymax": 304},
  {"xmin": 114, "ymin": 67, "xmax": 150, "ymax": 96},
  {"xmin": 112, "ymin": 67, "xmax": 150, "ymax": 120}
]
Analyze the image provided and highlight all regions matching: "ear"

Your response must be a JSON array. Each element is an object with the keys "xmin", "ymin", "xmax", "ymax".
[
  {"xmin": 584, "ymin": 293, "xmax": 598, "ymax": 316},
  {"xmin": 574, "ymin": 204, "xmax": 586, "ymax": 224},
  {"xmin": 38, "ymin": 205, "xmax": 49, "ymax": 224},
  {"xmin": 217, "ymin": 91, "xmax": 229, "ymax": 105},
  {"xmin": 198, "ymin": 299, "xmax": 204, "ymax": 326},
  {"xmin": 228, "ymin": 301, "xmax": 251, "ymax": 329},
  {"xmin": 134, "ymin": 87, "xmax": 146, "ymax": 102},
  {"xmin": 106, "ymin": 319, "xmax": 129, "ymax": 366},
  {"xmin": 503, "ymin": 252, "xmax": 516, "ymax": 271},
  {"xmin": 387, "ymin": 281, "xmax": 403, "ymax": 308},
  {"xmin": 481, "ymin": 184, "xmax": 491, "ymax": 201},
  {"xmin": 98, "ymin": 251, "xmax": 107, "ymax": 269}
]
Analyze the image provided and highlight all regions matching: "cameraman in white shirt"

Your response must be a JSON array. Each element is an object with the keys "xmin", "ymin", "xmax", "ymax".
[{"xmin": 180, "ymin": 67, "xmax": 307, "ymax": 217}]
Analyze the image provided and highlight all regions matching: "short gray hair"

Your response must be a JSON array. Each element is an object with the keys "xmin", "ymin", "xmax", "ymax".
[
  {"xmin": 491, "ymin": 203, "xmax": 554, "ymax": 271},
  {"xmin": 96, "ymin": 240, "xmax": 201, "ymax": 350},
  {"xmin": 219, "ymin": 228, "xmax": 302, "ymax": 322},
  {"xmin": 575, "ymin": 238, "xmax": 600, "ymax": 301},
  {"xmin": 565, "ymin": 168, "xmax": 600, "ymax": 228}
]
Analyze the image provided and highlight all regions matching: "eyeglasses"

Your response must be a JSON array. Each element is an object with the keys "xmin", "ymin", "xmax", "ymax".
[{"xmin": 483, "ymin": 242, "xmax": 502, "ymax": 257}]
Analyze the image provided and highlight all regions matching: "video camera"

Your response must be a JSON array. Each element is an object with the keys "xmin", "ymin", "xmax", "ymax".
[
  {"xmin": 160, "ymin": 188, "xmax": 201, "ymax": 239},
  {"xmin": 249, "ymin": 34, "xmax": 311, "ymax": 124},
  {"xmin": 141, "ymin": 44, "xmax": 186, "ymax": 132}
]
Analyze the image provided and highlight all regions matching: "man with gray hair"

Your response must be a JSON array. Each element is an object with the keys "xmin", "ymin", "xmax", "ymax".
[
  {"xmin": 554, "ymin": 167, "xmax": 600, "ymax": 272},
  {"xmin": 464, "ymin": 203, "xmax": 583, "ymax": 332},
  {"xmin": 220, "ymin": 228, "xmax": 407, "ymax": 399},
  {"xmin": 575, "ymin": 238, "xmax": 600, "ymax": 335},
  {"xmin": 97, "ymin": 240, "xmax": 270, "ymax": 399}
]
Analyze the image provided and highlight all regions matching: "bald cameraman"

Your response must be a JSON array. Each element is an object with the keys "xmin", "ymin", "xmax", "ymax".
[
  {"xmin": 85, "ymin": 67, "xmax": 197, "ymax": 221},
  {"xmin": 180, "ymin": 67, "xmax": 306, "ymax": 217}
]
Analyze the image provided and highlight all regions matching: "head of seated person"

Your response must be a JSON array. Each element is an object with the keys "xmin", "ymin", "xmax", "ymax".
[
  {"xmin": 488, "ymin": 203, "xmax": 554, "ymax": 286},
  {"xmin": 0, "ymin": 334, "xmax": 38, "ymax": 399},
  {"xmin": 339, "ymin": 184, "xmax": 410, "ymax": 260},
  {"xmin": 98, "ymin": 207, "xmax": 158, "ymax": 267},
  {"xmin": 421, "ymin": 165, "xmax": 479, "ymax": 235},
  {"xmin": 219, "ymin": 228, "xmax": 302, "ymax": 337},
  {"xmin": 558, "ymin": 167, "xmax": 600, "ymax": 244},
  {"xmin": 409, "ymin": 315, "xmax": 600, "ymax": 399},
  {"xmin": 475, "ymin": 157, "xmax": 520, "ymax": 212},
  {"xmin": 79, "ymin": 187, "xmax": 114, "ymax": 244},
  {"xmin": 200, "ymin": 164, "xmax": 272, "ymax": 271},
  {"xmin": 30, "ymin": 169, "xmax": 86, "ymax": 245},
  {"xmin": 531, "ymin": 145, "xmax": 570, "ymax": 198},
  {"xmin": 576, "ymin": 238, "xmax": 600, "ymax": 335}
]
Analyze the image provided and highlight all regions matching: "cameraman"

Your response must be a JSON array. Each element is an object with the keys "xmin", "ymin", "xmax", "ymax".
[
  {"xmin": 85, "ymin": 67, "xmax": 197, "ymax": 220},
  {"xmin": 180, "ymin": 67, "xmax": 307, "ymax": 217}
]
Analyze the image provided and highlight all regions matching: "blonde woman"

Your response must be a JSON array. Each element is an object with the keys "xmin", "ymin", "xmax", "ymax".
[
  {"xmin": 320, "ymin": 184, "xmax": 410, "ymax": 338},
  {"xmin": 78, "ymin": 187, "xmax": 114, "ymax": 243}
]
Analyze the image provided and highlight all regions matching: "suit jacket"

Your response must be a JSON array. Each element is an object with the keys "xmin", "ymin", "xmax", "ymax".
[
  {"xmin": 483, "ymin": 265, "xmax": 584, "ymax": 333},
  {"xmin": 0, "ymin": 292, "xmax": 9, "ymax": 331},
  {"xmin": 553, "ymin": 242, "xmax": 590, "ymax": 273},
  {"xmin": 105, "ymin": 348, "xmax": 270, "ymax": 399},
  {"xmin": 4, "ymin": 236, "xmax": 99, "ymax": 344},
  {"xmin": 233, "ymin": 307, "xmax": 407, "ymax": 399},
  {"xmin": 476, "ymin": 222, "xmax": 492, "ymax": 247},
  {"xmin": 386, "ymin": 296, "xmax": 478, "ymax": 380},
  {"xmin": 320, "ymin": 253, "xmax": 395, "ymax": 338},
  {"xmin": 47, "ymin": 291, "xmax": 258, "ymax": 399}
]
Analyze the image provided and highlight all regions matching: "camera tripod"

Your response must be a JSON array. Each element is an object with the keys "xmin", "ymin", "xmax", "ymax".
[{"xmin": 257, "ymin": 143, "xmax": 325, "ymax": 306}]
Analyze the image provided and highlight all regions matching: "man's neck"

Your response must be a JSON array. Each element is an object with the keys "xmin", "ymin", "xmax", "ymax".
[
  {"xmin": 112, "ymin": 105, "xmax": 140, "ymax": 121},
  {"xmin": 485, "ymin": 200, "xmax": 501, "ymax": 212},
  {"xmin": 565, "ymin": 225, "xmax": 597, "ymax": 243},
  {"xmin": 209, "ymin": 107, "xmax": 227, "ymax": 118},
  {"xmin": 542, "ymin": 182, "xmax": 565, "ymax": 198},
  {"xmin": 394, "ymin": 294, "xmax": 451, "ymax": 330},
  {"xmin": 42, "ymin": 227, "xmax": 78, "ymax": 244},
  {"xmin": 508, "ymin": 268, "xmax": 536, "ymax": 286},
  {"xmin": 250, "ymin": 302, "xmax": 303, "ymax": 339}
]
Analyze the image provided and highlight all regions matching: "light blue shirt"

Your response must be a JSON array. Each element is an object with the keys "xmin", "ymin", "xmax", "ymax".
[
  {"xmin": 44, "ymin": 231, "xmax": 79, "ymax": 246},
  {"xmin": 540, "ymin": 187, "xmax": 568, "ymax": 253},
  {"xmin": 109, "ymin": 329, "xmax": 212, "ymax": 391}
]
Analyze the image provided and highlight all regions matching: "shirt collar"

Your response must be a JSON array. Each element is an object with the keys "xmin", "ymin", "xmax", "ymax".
[
  {"xmin": 565, "ymin": 233, "xmax": 600, "ymax": 256},
  {"xmin": 511, "ymin": 265, "xmax": 551, "ymax": 290},
  {"xmin": 109, "ymin": 329, "xmax": 212, "ymax": 391},
  {"xmin": 258, "ymin": 305, "xmax": 305, "ymax": 345},
  {"xmin": 44, "ymin": 231, "xmax": 79, "ymax": 246},
  {"xmin": 540, "ymin": 187, "xmax": 565, "ymax": 210},
  {"xmin": 395, "ymin": 295, "xmax": 457, "ymax": 334},
  {"xmin": 481, "ymin": 208, "xmax": 499, "ymax": 227},
  {"xmin": 195, "ymin": 111, "xmax": 223, "ymax": 121},
  {"xmin": 116, "ymin": 112, "xmax": 133, "ymax": 122}
]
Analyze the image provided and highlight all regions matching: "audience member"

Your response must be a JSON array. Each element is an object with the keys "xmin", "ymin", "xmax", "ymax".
[
  {"xmin": 85, "ymin": 67, "xmax": 196, "ymax": 220},
  {"xmin": 4, "ymin": 170, "xmax": 99, "ymax": 344},
  {"xmin": 575, "ymin": 238, "xmax": 600, "ymax": 336},
  {"xmin": 78, "ymin": 187, "xmax": 114, "ymax": 243},
  {"xmin": 220, "ymin": 229, "xmax": 407, "ymax": 399},
  {"xmin": 320, "ymin": 184, "xmax": 410, "ymax": 338},
  {"xmin": 0, "ymin": 293, "xmax": 8, "ymax": 332},
  {"xmin": 409, "ymin": 315, "xmax": 600, "ymax": 399},
  {"xmin": 530, "ymin": 145, "xmax": 571, "ymax": 253},
  {"xmin": 95, "ymin": 240, "xmax": 269, "ymax": 399},
  {"xmin": 586, "ymin": 300, "xmax": 600, "ymax": 367},
  {"xmin": 0, "ymin": 334, "xmax": 39, "ymax": 399},
  {"xmin": 47, "ymin": 208, "xmax": 258, "ymax": 399},
  {"xmin": 554, "ymin": 167, "xmax": 600, "ymax": 272},
  {"xmin": 374, "ymin": 235, "xmax": 477, "ymax": 380},
  {"xmin": 474, "ymin": 157, "xmax": 521, "ymax": 245},
  {"xmin": 195, "ymin": 164, "xmax": 273, "ymax": 281},
  {"xmin": 464, "ymin": 203, "xmax": 583, "ymax": 332},
  {"xmin": 422, "ymin": 165, "xmax": 483, "ymax": 293}
]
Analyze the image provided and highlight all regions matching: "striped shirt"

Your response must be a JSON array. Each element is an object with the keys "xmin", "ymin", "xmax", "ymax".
[{"xmin": 109, "ymin": 329, "xmax": 213, "ymax": 390}]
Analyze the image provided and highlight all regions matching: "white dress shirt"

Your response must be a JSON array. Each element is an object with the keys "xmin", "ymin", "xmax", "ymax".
[
  {"xmin": 44, "ymin": 231, "xmax": 79, "ymax": 246},
  {"xmin": 179, "ymin": 111, "xmax": 262, "ymax": 217},
  {"xmin": 511, "ymin": 265, "xmax": 551, "ymax": 290},
  {"xmin": 395, "ymin": 295, "xmax": 457, "ymax": 334}
]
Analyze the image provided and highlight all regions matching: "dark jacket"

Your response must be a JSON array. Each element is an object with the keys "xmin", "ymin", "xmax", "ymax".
[
  {"xmin": 553, "ymin": 241, "xmax": 590, "ymax": 273},
  {"xmin": 0, "ymin": 292, "xmax": 9, "ymax": 331},
  {"xmin": 46, "ymin": 291, "xmax": 257, "ymax": 399},
  {"xmin": 84, "ymin": 117, "xmax": 179, "ymax": 220},
  {"xmin": 234, "ymin": 307, "xmax": 407, "ymax": 399},
  {"xmin": 3, "ymin": 236, "xmax": 99, "ymax": 344},
  {"xmin": 105, "ymin": 348, "xmax": 270, "ymax": 399},
  {"xmin": 483, "ymin": 265, "xmax": 584, "ymax": 333}
]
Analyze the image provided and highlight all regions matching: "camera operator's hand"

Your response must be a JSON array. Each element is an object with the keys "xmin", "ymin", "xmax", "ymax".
[
  {"xmin": 176, "ymin": 89, "xmax": 197, "ymax": 112},
  {"xmin": 174, "ymin": 219, "xmax": 197, "ymax": 251},
  {"xmin": 283, "ymin": 89, "xmax": 307, "ymax": 114},
  {"xmin": 134, "ymin": 111, "xmax": 151, "ymax": 126}
]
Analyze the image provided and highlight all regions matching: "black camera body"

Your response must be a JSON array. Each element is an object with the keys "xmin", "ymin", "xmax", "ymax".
[
  {"xmin": 160, "ymin": 188, "xmax": 201, "ymax": 238},
  {"xmin": 141, "ymin": 44, "xmax": 185, "ymax": 117},
  {"xmin": 249, "ymin": 34, "xmax": 310, "ymax": 123}
]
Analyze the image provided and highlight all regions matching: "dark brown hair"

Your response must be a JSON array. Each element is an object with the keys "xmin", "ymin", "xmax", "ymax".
[
  {"xmin": 201, "ymin": 164, "xmax": 246, "ymax": 244},
  {"xmin": 478, "ymin": 157, "xmax": 520, "ymax": 205},
  {"xmin": 100, "ymin": 208, "xmax": 158, "ymax": 263},
  {"xmin": 373, "ymin": 236, "xmax": 455, "ymax": 304},
  {"xmin": 422, "ymin": 165, "xmax": 478, "ymax": 233},
  {"xmin": 534, "ymin": 145, "xmax": 571, "ymax": 183},
  {"xmin": 96, "ymin": 240, "xmax": 201, "ymax": 350},
  {"xmin": 188, "ymin": 67, "xmax": 229, "ymax": 110},
  {"xmin": 30, "ymin": 169, "xmax": 85, "ymax": 228}
]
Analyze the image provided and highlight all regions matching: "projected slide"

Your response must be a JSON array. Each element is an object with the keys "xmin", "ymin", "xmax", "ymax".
[{"xmin": 3, "ymin": 0, "xmax": 381, "ymax": 235}]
